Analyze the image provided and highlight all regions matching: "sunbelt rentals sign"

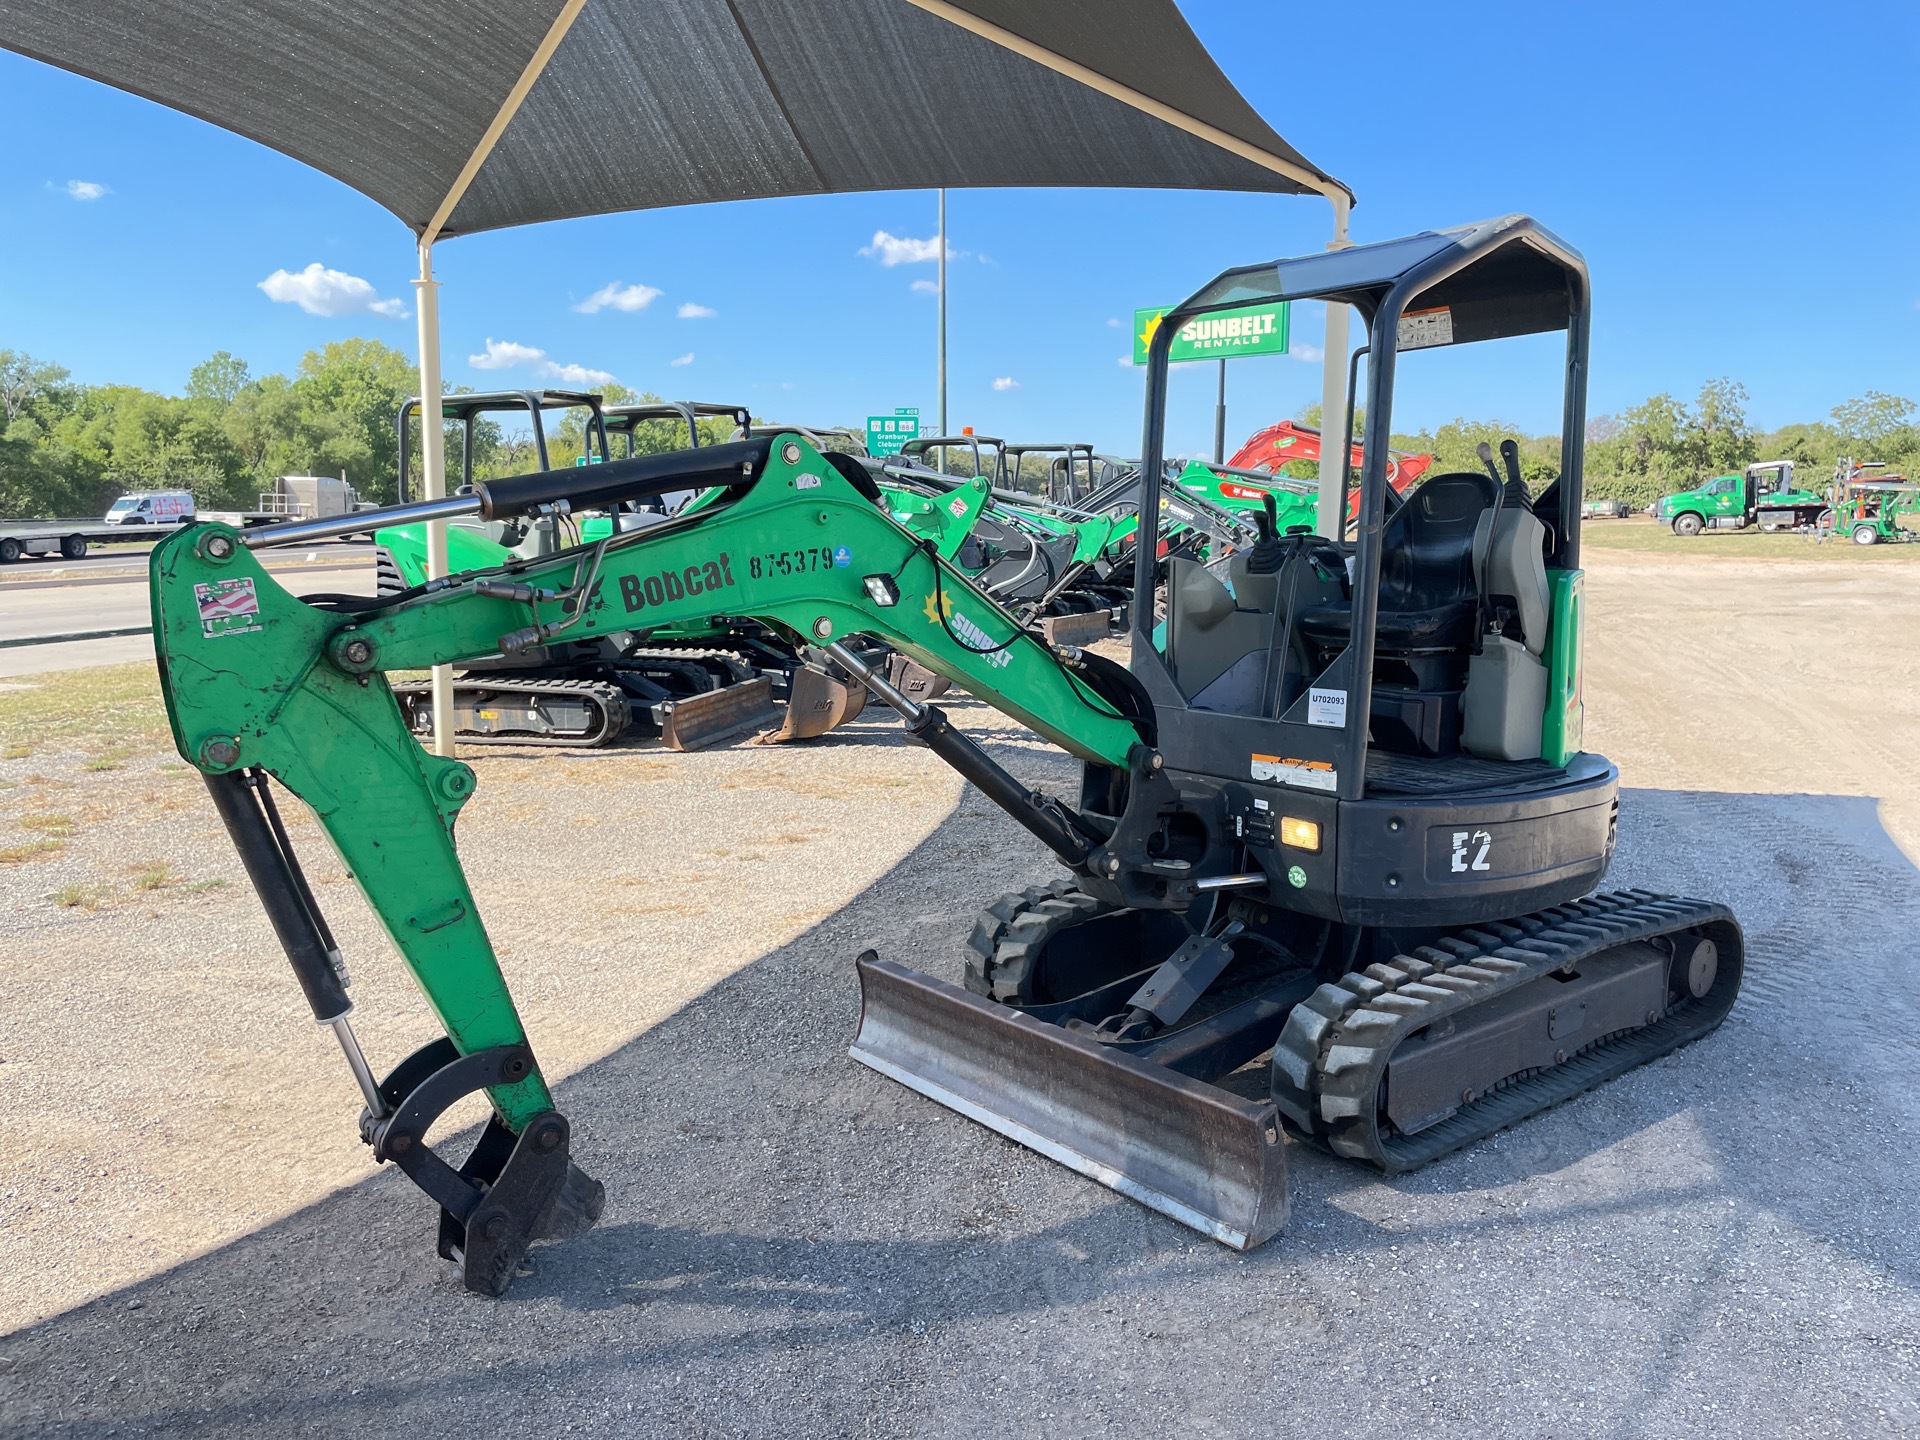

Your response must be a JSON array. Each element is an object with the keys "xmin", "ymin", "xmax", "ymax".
[{"xmin": 1133, "ymin": 300, "xmax": 1289, "ymax": 364}]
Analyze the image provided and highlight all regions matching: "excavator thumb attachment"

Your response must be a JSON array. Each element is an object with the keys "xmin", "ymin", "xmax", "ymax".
[
  {"xmin": 755, "ymin": 662, "xmax": 868, "ymax": 744},
  {"xmin": 659, "ymin": 676, "xmax": 780, "ymax": 750},
  {"xmin": 850, "ymin": 953, "xmax": 1289, "ymax": 1249}
]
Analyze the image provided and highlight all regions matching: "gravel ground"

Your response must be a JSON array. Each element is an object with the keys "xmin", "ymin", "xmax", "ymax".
[{"xmin": 1, "ymin": 547, "xmax": 1917, "ymax": 1437}]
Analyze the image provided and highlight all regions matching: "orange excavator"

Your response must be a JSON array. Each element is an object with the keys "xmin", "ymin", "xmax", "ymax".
[{"xmin": 1226, "ymin": 419, "xmax": 1434, "ymax": 501}]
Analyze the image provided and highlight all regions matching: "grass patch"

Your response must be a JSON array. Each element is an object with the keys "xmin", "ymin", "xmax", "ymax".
[
  {"xmin": 51, "ymin": 883, "xmax": 108, "ymax": 910},
  {"xmin": 187, "ymin": 877, "xmax": 229, "ymax": 894},
  {"xmin": 81, "ymin": 747, "xmax": 135, "ymax": 773},
  {"xmin": 0, "ymin": 839, "xmax": 64, "ymax": 863},
  {"xmin": 1582, "ymin": 518, "xmax": 1920, "ymax": 560},
  {"xmin": 0, "ymin": 663, "xmax": 167, "ymax": 755},
  {"xmin": 129, "ymin": 862, "xmax": 179, "ymax": 892},
  {"xmin": 2, "ymin": 744, "xmax": 29, "ymax": 760},
  {"xmin": 18, "ymin": 813, "xmax": 75, "ymax": 837}
]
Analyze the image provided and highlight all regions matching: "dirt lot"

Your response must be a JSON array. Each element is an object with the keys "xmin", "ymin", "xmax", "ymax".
[{"xmin": 2, "ymin": 539, "xmax": 1917, "ymax": 1437}]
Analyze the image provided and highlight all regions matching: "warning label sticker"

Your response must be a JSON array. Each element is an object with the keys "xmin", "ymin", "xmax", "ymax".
[
  {"xmin": 1251, "ymin": 753, "xmax": 1337, "ymax": 792},
  {"xmin": 1397, "ymin": 305, "xmax": 1454, "ymax": 350},
  {"xmin": 194, "ymin": 577, "xmax": 262, "ymax": 638},
  {"xmin": 1307, "ymin": 687, "xmax": 1347, "ymax": 728}
]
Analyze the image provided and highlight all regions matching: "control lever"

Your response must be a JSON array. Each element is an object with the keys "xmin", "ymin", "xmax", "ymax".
[
  {"xmin": 1244, "ymin": 493, "xmax": 1284, "ymax": 575},
  {"xmin": 1475, "ymin": 441, "xmax": 1504, "ymax": 489},
  {"xmin": 1499, "ymin": 438, "xmax": 1525, "ymax": 497},
  {"xmin": 1471, "ymin": 442, "xmax": 1510, "ymax": 652}
]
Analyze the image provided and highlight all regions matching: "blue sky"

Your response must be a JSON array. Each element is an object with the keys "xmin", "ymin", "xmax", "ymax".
[{"xmin": 2, "ymin": 0, "xmax": 1913, "ymax": 457}]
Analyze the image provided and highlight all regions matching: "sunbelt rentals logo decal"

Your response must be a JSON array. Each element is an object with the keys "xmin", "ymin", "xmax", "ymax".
[{"xmin": 923, "ymin": 590, "xmax": 1012, "ymax": 668}]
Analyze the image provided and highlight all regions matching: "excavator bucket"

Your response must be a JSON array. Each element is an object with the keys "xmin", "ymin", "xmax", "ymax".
[
  {"xmin": 755, "ymin": 662, "xmax": 868, "ymax": 744},
  {"xmin": 659, "ymin": 676, "xmax": 781, "ymax": 750},
  {"xmin": 849, "ymin": 953, "xmax": 1289, "ymax": 1249}
]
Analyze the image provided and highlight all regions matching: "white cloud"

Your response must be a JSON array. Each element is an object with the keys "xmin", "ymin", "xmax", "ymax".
[
  {"xmin": 676, "ymin": 302, "xmax": 716, "ymax": 319},
  {"xmin": 259, "ymin": 263, "xmax": 407, "ymax": 319},
  {"xmin": 469, "ymin": 338, "xmax": 546, "ymax": 370},
  {"xmin": 670, "ymin": 352, "xmax": 694, "ymax": 367},
  {"xmin": 65, "ymin": 180, "xmax": 108, "ymax": 201},
  {"xmin": 910, "ymin": 279, "xmax": 940, "ymax": 295},
  {"xmin": 541, "ymin": 360, "xmax": 617, "ymax": 386},
  {"xmin": 467, "ymin": 339, "xmax": 614, "ymax": 386},
  {"xmin": 859, "ymin": 230, "xmax": 962, "ymax": 266},
  {"xmin": 574, "ymin": 281, "xmax": 662, "ymax": 314},
  {"xmin": 1290, "ymin": 341, "xmax": 1325, "ymax": 363},
  {"xmin": 1106, "ymin": 317, "xmax": 1123, "ymax": 329},
  {"xmin": 992, "ymin": 376, "xmax": 1020, "ymax": 392},
  {"xmin": 1117, "ymin": 355, "xmax": 1134, "ymax": 367}
]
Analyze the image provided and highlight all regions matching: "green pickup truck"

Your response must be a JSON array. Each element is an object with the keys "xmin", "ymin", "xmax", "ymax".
[{"xmin": 1657, "ymin": 460, "xmax": 1824, "ymax": 536}]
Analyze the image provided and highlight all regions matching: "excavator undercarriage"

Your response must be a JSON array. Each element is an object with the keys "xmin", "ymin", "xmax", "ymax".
[{"xmin": 148, "ymin": 215, "xmax": 1743, "ymax": 1293}]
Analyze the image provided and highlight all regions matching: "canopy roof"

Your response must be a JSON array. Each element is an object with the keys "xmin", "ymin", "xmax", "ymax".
[
  {"xmin": 1176, "ymin": 215, "xmax": 1587, "ymax": 342},
  {"xmin": 1, "ymin": 0, "xmax": 1347, "ymax": 241}
]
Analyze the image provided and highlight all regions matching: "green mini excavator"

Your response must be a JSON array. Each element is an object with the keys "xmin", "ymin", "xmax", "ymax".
[{"xmin": 149, "ymin": 216, "xmax": 1742, "ymax": 1294}]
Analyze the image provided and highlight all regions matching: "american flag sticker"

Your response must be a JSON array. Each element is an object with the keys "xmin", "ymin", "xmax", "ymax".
[{"xmin": 194, "ymin": 577, "xmax": 263, "ymax": 638}]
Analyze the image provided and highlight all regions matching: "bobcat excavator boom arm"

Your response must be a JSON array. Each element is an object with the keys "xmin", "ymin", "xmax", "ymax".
[{"xmin": 150, "ymin": 434, "xmax": 1143, "ymax": 1293}]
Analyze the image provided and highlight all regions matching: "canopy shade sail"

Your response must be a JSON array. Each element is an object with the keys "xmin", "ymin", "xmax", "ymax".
[
  {"xmin": 0, "ymin": 0, "xmax": 1348, "ymax": 240},
  {"xmin": 3, "ymin": 0, "xmax": 1356, "ymax": 748}
]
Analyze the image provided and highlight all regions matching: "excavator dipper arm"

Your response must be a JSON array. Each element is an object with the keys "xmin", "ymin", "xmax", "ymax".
[{"xmin": 149, "ymin": 435, "xmax": 1140, "ymax": 1292}]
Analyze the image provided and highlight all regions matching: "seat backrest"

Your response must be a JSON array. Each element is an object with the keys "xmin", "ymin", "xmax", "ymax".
[
  {"xmin": 1472, "ymin": 505, "xmax": 1550, "ymax": 656},
  {"xmin": 1378, "ymin": 472, "xmax": 1498, "ymax": 613}
]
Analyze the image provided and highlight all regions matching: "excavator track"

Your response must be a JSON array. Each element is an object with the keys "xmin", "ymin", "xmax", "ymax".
[
  {"xmin": 391, "ymin": 677, "xmax": 632, "ymax": 748},
  {"xmin": 1270, "ymin": 889, "xmax": 1743, "ymax": 1173}
]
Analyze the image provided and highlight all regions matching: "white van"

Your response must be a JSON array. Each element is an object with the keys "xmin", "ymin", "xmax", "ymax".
[{"xmin": 103, "ymin": 490, "xmax": 197, "ymax": 526}]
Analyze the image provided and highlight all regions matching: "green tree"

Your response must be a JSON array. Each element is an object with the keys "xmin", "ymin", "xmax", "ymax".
[
  {"xmin": 1692, "ymin": 377, "xmax": 1756, "ymax": 475},
  {"xmin": 0, "ymin": 350, "xmax": 72, "ymax": 426},
  {"xmin": 186, "ymin": 351, "xmax": 251, "ymax": 408},
  {"xmin": 1830, "ymin": 391, "xmax": 1916, "ymax": 461},
  {"xmin": 288, "ymin": 338, "xmax": 418, "ymax": 503}
]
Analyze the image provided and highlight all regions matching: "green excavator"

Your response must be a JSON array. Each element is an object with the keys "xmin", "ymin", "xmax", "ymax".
[
  {"xmin": 376, "ymin": 395, "xmax": 870, "ymax": 748},
  {"xmin": 149, "ymin": 216, "xmax": 1742, "ymax": 1294}
]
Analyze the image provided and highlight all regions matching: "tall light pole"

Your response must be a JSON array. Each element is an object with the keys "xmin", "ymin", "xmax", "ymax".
[
  {"xmin": 938, "ymin": 188, "xmax": 948, "ymax": 441},
  {"xmin": 1213, "ymin": 358, "xmax": 1227, "ymax": 464}
]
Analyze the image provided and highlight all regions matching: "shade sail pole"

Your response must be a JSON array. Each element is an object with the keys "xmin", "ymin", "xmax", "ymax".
[
  {"xmin": 409, "ymin": 241, "xmax": 456, "ymax": 758},
  {"xmin": 409, "ymin": 0, "xmax": 589, "ymax": 751},
  {"xmin": 1316, "ymin": 193, "xmax": 1352, "ymax": 538}
]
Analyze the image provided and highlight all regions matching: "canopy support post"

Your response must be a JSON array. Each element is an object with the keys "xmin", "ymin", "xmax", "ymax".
[
  {"xmin": 1316, "ymin": 193, "xmax": 1353, "ymax": 539},
  {"xmin": 412, "ymin": 239, "xmax": 455, "ymax": 759}
]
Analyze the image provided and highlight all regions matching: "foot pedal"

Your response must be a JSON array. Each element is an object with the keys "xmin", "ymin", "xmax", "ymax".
[{"xmin": 362, "ymin": 1038, "xmax": 604, "ymax": 1296}]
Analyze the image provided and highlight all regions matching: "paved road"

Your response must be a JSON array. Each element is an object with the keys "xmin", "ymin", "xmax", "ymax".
[
  {"xmin": 0, "ymin": 560, "xmax": 378, "ymax": 678},
  {"xmin": 0, "ymin": 540, "xmax": 370, "ymax": 581}
]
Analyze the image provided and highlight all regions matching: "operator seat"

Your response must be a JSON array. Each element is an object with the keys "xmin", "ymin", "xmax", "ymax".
[
  {"xmin": 1297, "ymin": 472, "xmax": 1498, "ymax": 754},
  {"xmin": 1298, "ymin": 472, "xmax": 1496, "ymax": 654}
]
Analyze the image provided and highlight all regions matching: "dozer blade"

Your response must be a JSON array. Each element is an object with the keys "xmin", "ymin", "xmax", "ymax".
[
  {"xmin": 755, "ymin": 662, "xmax": 868, "ymax": 744},
  {"xmin": 850, "ymin": 953, "xmax": 1289, "ymax": 1250},
  {"xmin": 659, "ymin": 676, "xmax": 780, "ymax": 751}
]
